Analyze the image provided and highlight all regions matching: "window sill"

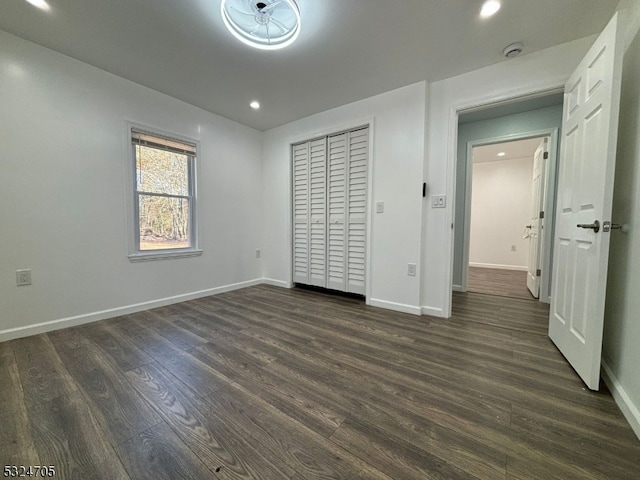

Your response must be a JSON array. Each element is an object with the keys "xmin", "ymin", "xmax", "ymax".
[{"xmin": 128, "ymin": 249, "xmax": 203, "ymax": 263}]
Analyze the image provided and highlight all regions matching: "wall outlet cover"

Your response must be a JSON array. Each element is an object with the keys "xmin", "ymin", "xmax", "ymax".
[
  {"xmin": 16, "ymin": 269, "xmax": 32, "ymax": 286},
  {"xmin": 432, "ymin": 195, "xmax": 446, "ymax": 208}
]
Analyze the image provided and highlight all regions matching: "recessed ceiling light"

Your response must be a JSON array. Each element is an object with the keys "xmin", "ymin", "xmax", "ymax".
[
  {"xmin": 250, "ymin": 101, "xmax": 261, "ymax": 110},
  {"xmin": 221, "ymin": 0, "xmax": 301, "ymax": 50},
  {"xmin": 497, "ymin": 152, "xmax": 506, "ymax": 157},
  {"xmin": 25, "ymin": 0, "xmax": 50, "ymax": 10},
  {"xmin": 480, "ymin": 0, "xmax": 501, "ymax": 18}
]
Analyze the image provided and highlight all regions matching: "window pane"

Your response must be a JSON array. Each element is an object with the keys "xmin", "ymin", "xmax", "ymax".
[
  {"xmin": 138, "ymin": 194, "xmax": 190, "ymax": 250},
  {"xmin": 136, "ymin": 145, "xmax": 189, "ymax": 196}
]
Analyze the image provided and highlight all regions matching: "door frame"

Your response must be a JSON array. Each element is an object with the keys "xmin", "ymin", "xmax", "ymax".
[
  {"xmin": 458, "ymin": 128, "xmax": 559, "ymax": 303},
  {"xmin": 445, "ymin": 87, "xmax": 565, "ymax": 317}
]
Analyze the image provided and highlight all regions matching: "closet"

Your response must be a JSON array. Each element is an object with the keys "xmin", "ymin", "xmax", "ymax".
[{"xmin": 292, "ymin": 126, "xmax": 369, "ymax": 295}]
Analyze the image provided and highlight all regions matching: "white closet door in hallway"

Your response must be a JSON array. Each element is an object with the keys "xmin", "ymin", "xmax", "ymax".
[{"xmin": 292, "ymin": 126, "xmax": 369, "ymax": 295}]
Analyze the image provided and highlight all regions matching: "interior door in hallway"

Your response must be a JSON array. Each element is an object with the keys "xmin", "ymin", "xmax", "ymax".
[{"xmin": 527, "ymin": 139, "xmax": 548, "ymax": 298}]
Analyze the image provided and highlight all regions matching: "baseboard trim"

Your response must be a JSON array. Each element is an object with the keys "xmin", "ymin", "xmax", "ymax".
[
  {"xmin": 261, "ymin": 278, "xmax": 291, "ymax": 288},
  {"xmin": 368, "ymin": 298, "xmax": 421, "ymax": 316},
  {"xmin": 0, "ymin": 278, "xmax": 265, "ymax": 343},
  {"xmin": 421, "ymin": 305, "xmax": 445, "ymax": 317},
  {"xmin": 602, "ymin": 360, "xmax": 640, "ymax": 441},
  {"xmin": 469, "ymin": 262, "xmax": 528, "ymax": 272}
]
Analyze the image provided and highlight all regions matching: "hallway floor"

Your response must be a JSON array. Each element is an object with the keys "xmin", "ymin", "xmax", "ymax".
[{"xmin": 468, "ymin": 266, "xmax": 535, "ymax": 300}]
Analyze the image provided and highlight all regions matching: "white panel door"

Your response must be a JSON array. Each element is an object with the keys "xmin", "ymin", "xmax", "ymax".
[
  {"xmin": 527, "ymin": 139, "xmax": 547, "ymax": 298},
  {"xmin": 327, "ymin": 133, "xmax": 347, "ymax": 291},
  {"xmin": 292, "ymin": 142, "xmax": 309, "ymax": 284},
  {"xmin": 309, "ymin": 138, "xmax": 327, "ymax": 287},
  {"xmin": 549, "ymin": 12, "xmax": 623, "ymax": 390},
  {"xmin": 346, "ymin": 128, "xmax": 368, "ymax": 295}
]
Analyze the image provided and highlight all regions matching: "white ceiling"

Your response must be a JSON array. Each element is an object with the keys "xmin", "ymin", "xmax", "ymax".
[
  {"xmin": 473, "ymin": 137, "xmax": 544, "ymax": 164},
  {"xmin": 0, "ymin": 0, "xmax": 619, "ymax": 131}
]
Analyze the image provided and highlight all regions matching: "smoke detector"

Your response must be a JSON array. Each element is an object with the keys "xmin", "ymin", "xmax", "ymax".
[{"xmin": 503, "ymin": 42, "xmax": 524, "ymax": 58}]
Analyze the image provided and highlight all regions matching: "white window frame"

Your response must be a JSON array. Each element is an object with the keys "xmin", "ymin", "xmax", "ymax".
[{"xmin": 126, "ymin": 122, "xmax": 202, "ymax": 262}]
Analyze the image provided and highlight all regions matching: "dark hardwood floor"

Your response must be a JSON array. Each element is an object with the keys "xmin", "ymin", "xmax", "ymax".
[
  {"xmin": 1, "ymin": 285, "xmax": 639, "ymax": 479},
  {"xmin": 468, "ymin": 266, "xmax": 534, "ymax": 300}
]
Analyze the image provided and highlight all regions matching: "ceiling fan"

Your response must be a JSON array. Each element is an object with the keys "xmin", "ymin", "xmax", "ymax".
[{"xmin": 220, "ymin": 0, "xmax": 301, "ymax": 50}]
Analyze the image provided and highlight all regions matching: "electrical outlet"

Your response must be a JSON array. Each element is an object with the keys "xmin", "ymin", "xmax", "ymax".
[
  {"xmin": 16, "ymin": 269, "xmax": 32, "ymax": 286},
  {"xmin": 432, "ymin": 195, "xmax": 446, "ymax": 208},
  {"xmin": 407, "ymin": 263, "xmax": 417, "ymax": 276},
  {"xmin": 256, "ymin": 249, "xmax": 261, "ymax": 259},
  {"xmin": 376, "ymin": 201, "xmax": 384, "ymax": 213}
]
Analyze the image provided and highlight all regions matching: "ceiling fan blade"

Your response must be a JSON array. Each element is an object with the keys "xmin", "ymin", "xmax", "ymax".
[
  {"xmin": 270, "ymin": 16, "xmax": 288, "ymax": 33},
  {"xmin": 260, "ymin": 0, "xmax": 283, "ymax": 12}
]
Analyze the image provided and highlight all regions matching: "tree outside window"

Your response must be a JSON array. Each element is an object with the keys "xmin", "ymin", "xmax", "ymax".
[{"xmin": 131, "ymin": 129, "xmax": 197, "ymax": 253}]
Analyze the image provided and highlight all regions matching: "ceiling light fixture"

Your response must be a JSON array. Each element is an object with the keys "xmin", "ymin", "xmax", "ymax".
[
  {"xmin": 25, "ymin": 0, "xmax": 50, "ymax": 10},
  {"xmin": 221, "ymin": 0, "xmax": 301, "ymax": 50},
  {"xmin": 497, "ymin": 152, "xmax": 506, "ymax": 157},
  {"xmin": 480, "ymin": 0, "xmax": 501, "ymax": 18},
  {"xmin": 250, "ymin": 100, "xmax": 261, "ymax": 109}
]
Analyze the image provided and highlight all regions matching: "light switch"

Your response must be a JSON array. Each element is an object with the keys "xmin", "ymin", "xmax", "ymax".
[{"xmin": 376, "ymin": 201, "xmax": 384, "ymax": 213}]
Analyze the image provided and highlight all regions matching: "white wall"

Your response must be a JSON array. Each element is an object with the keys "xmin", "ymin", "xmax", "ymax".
[
  {"xmin": 422, "ymin": 36, "xmax": 595, "ymax": 316},
  {"xmin": 0, "ymin": 31, "xmax": 263, "ymax": 340},
  {"xmin": 602, "ymin": 0, "xmax": 640, "ymax": 438},
  {"xmin": 469, "ymin": 157, "xmax": 533, "ymax": 270},
  {"xmin": 262, "ymin": 82, "xmax": 428, "ymax": 314}
]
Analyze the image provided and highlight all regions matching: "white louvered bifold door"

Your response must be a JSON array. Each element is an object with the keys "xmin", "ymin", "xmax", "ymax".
[
  {"xmin": 292, "ymin": 142, "xmax": 310, "ymax": 284},
  {"xmin": 346, "ymin": 128, "xmax": 368, "ymax": 294},
  {"xmin": 308, "ymin": 138, "xmax": 327, "ymax": 287},
  {"xmin": 293, "ymin": 127, "xmax": 368, "ymax": 294},
  {"xmin": 327, "ymin": 133, "xmax": 347, "ymax": 291}
]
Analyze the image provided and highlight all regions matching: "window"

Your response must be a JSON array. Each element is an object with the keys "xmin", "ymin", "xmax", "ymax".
[{"xmin": 129, "ymin": 127, "xmax": 200, "ymax": 261}]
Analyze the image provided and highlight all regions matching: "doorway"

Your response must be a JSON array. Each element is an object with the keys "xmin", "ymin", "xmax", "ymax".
[
  {"xmin": 452, "ymin": 93, "xmax": 563, "ymax": 304},
  {"xmin": 466, "ymin": 136, "xmax": 548, "ymax": 300}
]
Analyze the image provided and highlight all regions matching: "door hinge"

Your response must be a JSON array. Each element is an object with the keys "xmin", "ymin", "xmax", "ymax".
[
  {"xmin": 536, "ymin": 269, "xmax": 541, "ymax": 277},
  {"xmin": 539, "ymin": 211, "xmax": 544, "ymax": 219},
  {"xmin": 543, "ymin": 152, "xmax": 549, "ymax": 160}
]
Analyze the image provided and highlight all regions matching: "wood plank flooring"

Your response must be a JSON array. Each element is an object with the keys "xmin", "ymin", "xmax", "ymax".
[
  {"xmin": 1, "ymin": 285, "xmax": 639, "ymax": 479},
  {"xmin": 468, "ymin": 267, "xmax": 534, "ymax": 300}
]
